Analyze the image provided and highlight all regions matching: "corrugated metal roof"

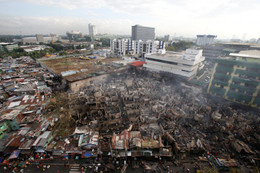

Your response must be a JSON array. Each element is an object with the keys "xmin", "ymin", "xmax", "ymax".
[{"xmin": 130, "ymin": 61, "xmax": 145, "ymax": 67}]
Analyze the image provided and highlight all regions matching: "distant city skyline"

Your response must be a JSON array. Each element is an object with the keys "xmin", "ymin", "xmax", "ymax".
[{"xmin": 0, "ymin": 0, "xmax": 260, "ymax": 40}]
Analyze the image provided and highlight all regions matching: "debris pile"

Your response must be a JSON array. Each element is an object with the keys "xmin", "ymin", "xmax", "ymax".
[{"xmin": 0, "ymin": 57, "xmax": 259, "ymax": 172}]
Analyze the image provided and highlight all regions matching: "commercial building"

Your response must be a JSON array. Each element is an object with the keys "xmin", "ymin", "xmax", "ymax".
[
  {"xmin": 36, "ymin": 34, "xmax": 44, "ymax": 43},
  {"xmin": 132, "ymin": 25, "xmax": 155, "ymax": 41},
  {"xmin": 22, "ymin": 37, "xmax": 37, "ymax": 44},
  {"xmin": 202, "ymin": 45, "xmax": 224, "ymax": 60},
  {"xmin": 196, "ymin": 35, "xmax": 217, "ymax": 46},
  {"xmin": 164, "ymin": 35, "xmax": 171, "ymax": 42},
  {"xmin": 20, "ymin": 45, "xmax": 50, "ymax": 52},
  {"xmin": 66, "ymin": 31, "xmax": 82, "ymax": 42},
  {"xmin": 257, "ymin": 38, "xmax": 260, "ymax": 44},
  {"xmin": 0, "ymin": 43, "xmax": 18, "ymax": 52},
  {"xmin": 202, "ymin": 42, "xmax": 260, "ymax": 60},
  {"xmin": 207, "ymin": 50, "xmax": 260, "ymax": 108},
  {"xmin": 110, "ymin": 39, "xmax": 165, "ymax": 57},
  {"xmin": 110, "ymin": 39, "xmax": 134, "ymax": 56},
  {"xmin": 22, "ymin": 35, "xmax": 60, "ymax": 44},
  {"xmin": 202, "ymin": 44, "xmax": 237, "ymax": 60},
  {"xmin": 88, "ymin": 23, "xmax": 97, "ymax": 40},
  {"xmin": 144, "ymin": 49, "xmax": 205, "ymax": 78}
]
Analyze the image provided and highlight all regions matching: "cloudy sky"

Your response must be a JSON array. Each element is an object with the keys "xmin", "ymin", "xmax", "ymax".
[{"xmin": 0, "ymin": 0, "xmax": 259, "ymax": 39}]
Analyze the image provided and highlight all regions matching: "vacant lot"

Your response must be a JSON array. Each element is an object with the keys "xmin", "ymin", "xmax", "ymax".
[{"xmin": 41, "ymin": 56, "xmax": 119, "ymax": 74}]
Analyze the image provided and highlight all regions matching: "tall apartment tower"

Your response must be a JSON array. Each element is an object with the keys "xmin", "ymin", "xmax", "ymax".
[
  {"xmin": 132, "ymin": 25, "xmax": 155, "ymax": 41},
  {"xmin": 88, "ymin": 23, "xmax": 97, "ymax": 40}
]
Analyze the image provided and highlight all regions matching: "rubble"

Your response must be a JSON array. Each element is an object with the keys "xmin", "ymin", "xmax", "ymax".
[{"xmin": 0, "ymin": 56, "xmax": 259, "ymax": 172}]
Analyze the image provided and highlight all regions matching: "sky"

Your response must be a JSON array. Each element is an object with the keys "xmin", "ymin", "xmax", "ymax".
[{"xmin": 0, "ymin": 0, "xmax": 260, "ymax": 39}]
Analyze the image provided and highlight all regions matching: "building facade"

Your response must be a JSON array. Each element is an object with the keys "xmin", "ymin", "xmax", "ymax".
[
  {"xmin": 257, "ymin": 38, "xmax": 260, "ymax": 44},
  {"xmin": 132, "ymin": 25, "xmax": 155, "ymax": 41},
  {"xmin": 36, "ymin": 34, "xmax": 44, "ymax": 43},
  {"xmin": 144, "ymin": 49, "xmax": 205, "ymax": 78},
  {"xmin": 207, "ymin": 50, "xmax": 260, "ymax": 108},
  {"xmin": 110, "ymin": 39, "xmax": 165, "ymax": 57},
  {"xmin": 164, "ymin": 35, "xmax": 171, "ymax": 42},
  {"xmin": 22, "ymin": 35, "xmax": 60, "ymax": 44},
  {"xmin": 196, "ymin": 35, "xmax": 217, "ymax": 46},
  {"xmin": 88, "ymin": 24, "xmax": 97, "ymax": 40},
  {"xmin": 66, "ymin": 31, "xmax": 82, "ymax": 42}
]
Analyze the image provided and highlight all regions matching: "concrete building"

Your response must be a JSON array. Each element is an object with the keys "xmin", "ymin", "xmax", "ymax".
[
  {"xmin": 202, "ymin": 42, "xmax": 260, "ymax": 60},
  {"xmin": 88, "ymin": 23, "xmax": 97, "ymax": 40},
  {"xmin": 36, "ymin": 34, "xmax": 44, "ymax": 43},
  {"xmin": 132, "ymin": 25, "xmax": 155, "ymax": 41},
  {"xmin": 22, "ymin": 37, "xmax": 37, "ymax": 44},
  {"xmin": 207, "ymin": 50, "xmax": 260, "ymax": 108},
  {"xmin": 202, "ymin": 44, "xmax": 237, "ymax": 60},
  {"xmin": 66, "ymin": 31, "xmax": 82, "ymax": 42},
  {"xmin": 22, "ymin": 35, "xmax": 60, "ymax": 44},
  {"xmin": 202, "ymin": 45, "xmax": 224, "ymax": 60},
  {"xmin": 134, "ymin": 40, "xmax": 165, "ymax": 57},
  {"xmin": 0, "ymin": 43, "xmax": 18, "ymax": 52},
  {"xmin": 110, "ymin": 39, "xmax": 165, "ymax": 57},
  {"xmin": 257, "ymin": 38, "xmax": 260, "ymax": 44},
  {"xmin": 144, "ymin": 49, "xmax": 205, "ymax": 78},
  {"xmin": 164, "ymin": 35, "xmax": 171, "ymax": 42},
  {"xmin": 110, "ymin": 39, "xmax": 134, "ymax": 56},
  {"xmin": 196, "ymin": 35, "xmax": 217, "ymax": 46}
]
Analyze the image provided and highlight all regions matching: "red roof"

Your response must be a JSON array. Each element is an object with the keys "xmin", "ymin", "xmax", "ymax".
[{"xmin": 130, "ymin": 61, "xmax": 145, "ymax": 67}]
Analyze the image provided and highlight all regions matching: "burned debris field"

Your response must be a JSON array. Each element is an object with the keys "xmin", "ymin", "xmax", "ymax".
[{"xmin": 58, "ymin": 68, "xmax": 260, "ymax": 171}]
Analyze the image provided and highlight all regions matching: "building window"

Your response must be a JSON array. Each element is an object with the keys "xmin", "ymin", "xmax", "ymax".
[
  {"xmin": 146, "ymin": 58, "xmax": 178, "ymax": 65},
  {"xmin": 181, "ymin": 70, "xmax": 191, "ymax": 73},
  {"xmin": 182, "ymin": 64, "xmax": 192, "ymax": 67}
]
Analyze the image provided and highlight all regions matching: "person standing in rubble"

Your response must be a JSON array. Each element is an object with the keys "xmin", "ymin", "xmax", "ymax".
[{"xmin": 3, "ymin": 166, "xmax": 7, "ymax": 173}]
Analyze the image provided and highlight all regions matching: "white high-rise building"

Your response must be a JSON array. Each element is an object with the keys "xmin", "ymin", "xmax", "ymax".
[
  {"xmin": 196, "ymin": 35, "xmax": 216, "ymax": 46},
  {"xmin": 144, "ymin": 49, "xmax": 205, "ymax": 78},
  {"xmin": 110, "ymin": 39, "xmax": 165, "ymax": 57},
  {"xmin": 88, "ymin": 23, "xmax": 97, "ymax": 39},
  {"xmin": 110, "ymin": 39, "xmax": 134, "ymax": 56}
]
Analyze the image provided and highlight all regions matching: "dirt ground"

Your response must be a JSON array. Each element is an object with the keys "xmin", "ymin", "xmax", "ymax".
[{"xmin": 41, "ymin": 56, "xmax": 119, "ymax": 75}]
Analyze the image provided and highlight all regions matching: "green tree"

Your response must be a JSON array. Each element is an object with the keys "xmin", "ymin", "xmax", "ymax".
[
  {"xmin": 100, "ymin": 38, "xmax": 110, "ymax": 47},
  {"xmin": 59, "ymin": 51, "xmax": 68, "ymax": 56},
  {"xmin": 166, "ymin": 41, "xmax": 195, "ymax": 51}
]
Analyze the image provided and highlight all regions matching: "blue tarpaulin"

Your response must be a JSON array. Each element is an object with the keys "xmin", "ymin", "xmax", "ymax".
[
  {"xmin": 84, "ymin": 152, "xmax": 93, "ymax": 157},
  {"xmin": 8, "ymin": 150, "xmax": 21, "ymax": 159},
  {"xmin": 35, "ymin": 149, "xmax": 45, "ymax": 153}
]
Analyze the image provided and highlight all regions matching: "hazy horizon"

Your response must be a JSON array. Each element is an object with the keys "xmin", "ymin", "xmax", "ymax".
[{"xmin": 0, "ymin": 0, "xmax": 260, "ymax": 40}]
